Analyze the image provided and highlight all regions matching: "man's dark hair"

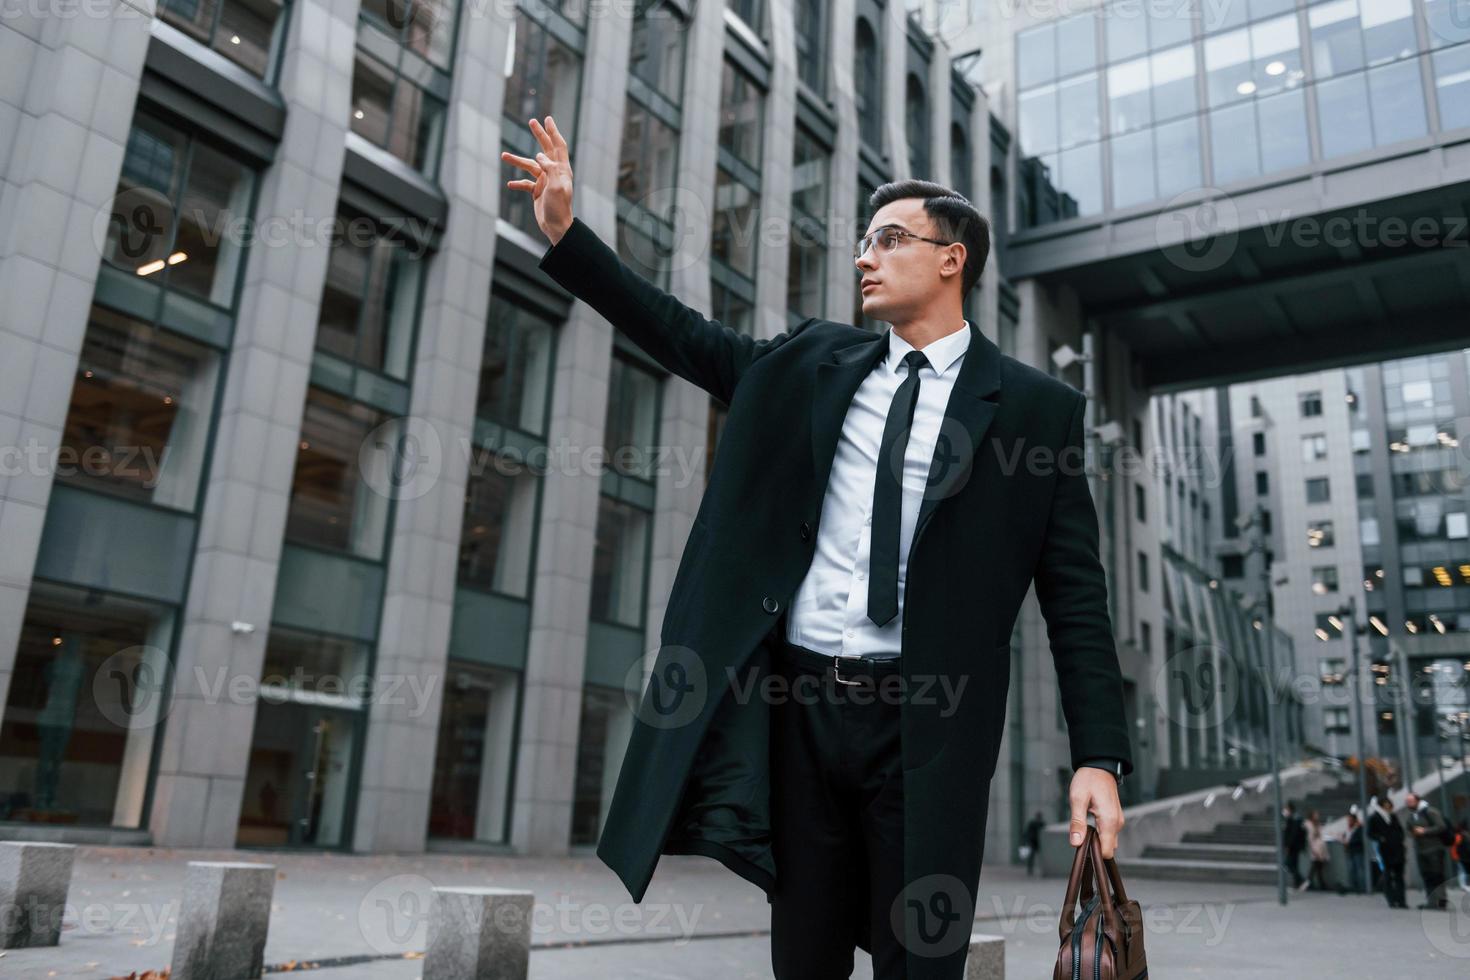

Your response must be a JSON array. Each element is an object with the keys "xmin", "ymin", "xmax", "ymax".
[{"xmin": 867, "ymin": 179, "xmax": 991, "ymax": 299}]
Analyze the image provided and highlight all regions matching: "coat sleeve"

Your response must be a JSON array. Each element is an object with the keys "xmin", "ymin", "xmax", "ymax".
[
  {"xmin": 538, "ymin": 216, "xmax": 814, "ymax": 405},
  {"xmin": 1032, "ymin": 391, "xmax": 1136, "ymax": 777}
]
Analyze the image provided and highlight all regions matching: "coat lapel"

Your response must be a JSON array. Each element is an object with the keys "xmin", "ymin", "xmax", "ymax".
[
  {"xmin": 908, "ymin": 322, "xmax": 1001, "ymax": 561},
  {"xmin": 808, "ymin": 321, "xmax": 1003, "ymax": 561}
]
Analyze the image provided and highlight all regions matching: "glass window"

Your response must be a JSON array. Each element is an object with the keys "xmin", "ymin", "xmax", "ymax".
[
  {"xmin": 501, "ymin": 10, "xmax": 583, "ymax": 237},
  {"xmin": 104, "ymin": 115, "xmax": 254, "ymax": 309},
  {"xmin": 1257, "ymin": 89, "xmax": 1310, "ymax": 172},
  {"xmin": 1367, "ymin": 59, "xmax": 1428, "ymax": 144},
  {"xmin": 1106, "ymin": 1, "xmax": 1149, "ymax": 62},
  {"xmin": 1208, "ymin": 98, "xmax": 1257, "ymax": 180},
  {"xmin": 0, "ymin": 583, "xmax": 175, "ymax": 829},
  {"xmin": 285, "ymin": 387, "xmax": 395, "ymax": 560},
  {"xmin": 719, "ymin": 59, "xmax": 764, "ymax": 169},
  {"xmin": 1317, "ymin": 72, "xmax": 1378, "ymax": 156},
  {"xmin": 1154, "ymin": 116, "xmax": 1203, "ymax": 197},
  {"xmin": 429, "ymin": 662, "xmax": 519, "ymax": 841},
  {"xmin": 590, "ymin": 496, "xmax": 651, "ymax": 627},
  {"xmin": 713, "ymin": 278, "xmax": 755, "ymax": 336},
  {"xmin": 788, "ymin": 221, "xmax": 826, "ymax": 320},
  {"xmin": 856, "ymin": 17, "xmax": 883, "ymax": 148},
  {"xmin": 618, "ymin": 100, "xmax": 680, "ymax": 207},
  {"xmin": 1151, "ymin": 44, "xmax": 1199, "ymax": 122},
  {"xmin": 479, "ymin": 295, "xmax": 557, "ymax": 436},
  {"xmin": 350, "ymin": 47, "xmax": 446, "ymax": 175},
  {"xmin": 792, "ymin": 125, "xmax": 830, "ymax": 219},
  {"xmin": 1306, "ymin": 476, "xmax": 1332, "ymax": 502},
  {"xmin": 315, "ymin": 218, "xmax": 423, "ymax": 380},
  {"xmin": 630, "ymin": 2, "xmax": 687, "ymax": 104},
  {"xmin": 360, "ymin": 0, "xmax": 460, "ymax": 70},
  {"xmin": 1109, "ymin": 57, "xmax": 1153, "ymax": 133},
  {"xmin": 712, "ymin": 165, "xmax": 759, "ymax": 279},
  {"xmin": 728, "ymin": 0, "xmax": 763, "ymax": 33},
  {"xmin": 459, "ymin": 450, "xmax": 539, "ymax": 597},
  {"xmin": 1424, "ymin": 0, "xmax": 1470, "ymax": 47},
  {"xmin": 259, "ymin": 626, "xmax": 370, "ymax": 698},
  {"xmin": 571, "ymin": 685, "xmax": 634, "ymax": 845},
  {"xmin": 1301, "ymin": 390, "xmax": 1324, "ymax": 415},
  {"xmin": 907, "ymin": 75, "xmax": 930, "ymax": 178},
  {"xmin": 603, "ymin": 357, "xmax": 660, "ymax": 481},
  {"xmin": 1112, "ymin": 128, "xmax": 1156, "ymax": 208},
  {"xmin": 1310, "ymin": 0, "xmax": 1368, "ymax": 77},
  {"xmin": 1312, "ymin": 565, "xmax": 1340, "ymax": 593},
  {"xmin": 1302, "ymin": 433, "xmax": 1329, "ymax": 460},
  {"xmin": 60, "ymin": 306, "xmax": 221, "ymax": 511},
  {"xmin": 157, "ymin": 0, "xmax": 289, "ymax": 79},
  {"xmin": 1308, "ymin": 519, "xmax": 1335, "ymax": 546},
  {"xmin": 951, "ymin": 123, "xmax": 972, "ymax": 200},
  {"xmin": 795, "ymin": 0, "xmax": 827, "ymax": 94},
  {"xmin": 1433, "ymin": 46, "xmax": 1470, "ymax": 129},
  {"xmin": 1057, "ymin": 9, "xmax": 1100, "ymax": 71}
]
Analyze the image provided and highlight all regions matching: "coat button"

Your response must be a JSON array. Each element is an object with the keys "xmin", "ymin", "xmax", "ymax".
[
  {"xmin": 762, "ymin": 596, "xmax": 780, "ymax": 614},
  {"xmin": 799, "ymin": 521, "xmax": 812, "ymax": 540}
]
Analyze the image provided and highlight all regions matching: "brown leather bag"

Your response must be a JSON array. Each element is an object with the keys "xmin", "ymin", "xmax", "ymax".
[{"xmin": 1053, "ymin": 825, "xmax": 1147, "ymax": 980}]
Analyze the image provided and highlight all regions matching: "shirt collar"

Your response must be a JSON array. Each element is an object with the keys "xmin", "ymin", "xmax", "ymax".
[{"xmin": 885, "ymin": 319, "xmax": 971, "ymax": 377}]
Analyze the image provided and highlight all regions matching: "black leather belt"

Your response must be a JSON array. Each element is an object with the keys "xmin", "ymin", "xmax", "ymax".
[{"xmin": 778, "ymin": 640, "xmax": 901, "ymax": 687}]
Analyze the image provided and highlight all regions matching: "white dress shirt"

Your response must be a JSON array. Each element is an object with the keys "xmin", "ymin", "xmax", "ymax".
[{"xmin": 786, "ymin": 320, "xmax": 972, "ymax": 658}]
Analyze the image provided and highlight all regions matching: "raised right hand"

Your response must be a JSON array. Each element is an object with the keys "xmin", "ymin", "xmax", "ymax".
[{"xmin": 502, "ymin": 115, "xmax": 574, "ymax": 245}]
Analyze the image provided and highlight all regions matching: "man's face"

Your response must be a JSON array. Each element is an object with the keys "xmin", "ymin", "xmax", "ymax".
[
  {"xmin": 1405, "ymin": 793, "xmax": 1419, "ymax": 808},
  {"xmin": 854, "ymin": 199, "xmax": 966, "ymax": 324}
]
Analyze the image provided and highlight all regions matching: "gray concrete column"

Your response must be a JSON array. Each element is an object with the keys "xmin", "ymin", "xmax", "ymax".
[
  {"xmin": 149, "ymin": 0, "xmax": 360, "ymax": 847},
  {"xmin": 753, "ymin": 0, "xmax": 796, "ymax": 340},
  {"xmin": 350, "ymin": 6, "xmax": 509, "ymax": 853},
  {"xmin": 825, "ymin": 0, "xmax": 862, "ymax": 323},
  {"xmin": 0, "ymin": 840, "xmax": 76, "ymax": 948},
  {"xmin": 0, "ymin": 0, "xmax": 152, "ymax": 719},
  {"xmin": 170, "ymin": 861, "xmax": 275, "ymax": 979},
  {"xmin": 506, "ymin": 4, "xmax": 638, "ymax": 854}
]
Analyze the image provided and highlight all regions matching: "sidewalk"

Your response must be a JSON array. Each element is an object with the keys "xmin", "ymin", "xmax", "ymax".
[{"xmin": 2, "ymin": 845, "xmax": 1466, "ymax": 978}]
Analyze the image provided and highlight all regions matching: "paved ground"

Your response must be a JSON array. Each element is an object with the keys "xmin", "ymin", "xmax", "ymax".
[{"xmin": 2, "ymin": 845, "xmax": 1468, "ymax": 978}]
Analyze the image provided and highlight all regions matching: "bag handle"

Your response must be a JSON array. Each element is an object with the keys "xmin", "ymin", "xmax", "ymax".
[
  {"xmin": 1059, "ymin": 825, "xmax": 1124, "ymax": 943},
  {"xmin": 1057, "ymin": 824, "xmax": 1095, "ymax": 942}
]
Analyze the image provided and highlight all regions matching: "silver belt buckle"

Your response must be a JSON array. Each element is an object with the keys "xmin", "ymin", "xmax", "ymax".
[{"xmin": 832, "ymin": 656, "xmax": 863, "ymax": 686}]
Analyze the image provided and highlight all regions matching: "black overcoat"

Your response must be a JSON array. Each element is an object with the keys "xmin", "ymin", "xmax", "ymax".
[{"xmin": 537, "ymin": 217, "xmax": 1134, "ymax": 978}]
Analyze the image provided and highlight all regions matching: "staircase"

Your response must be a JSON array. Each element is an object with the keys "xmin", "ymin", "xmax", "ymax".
[{"xmin": 1122, "ymin": 779, "xmax": 1363, "ymax": 884}]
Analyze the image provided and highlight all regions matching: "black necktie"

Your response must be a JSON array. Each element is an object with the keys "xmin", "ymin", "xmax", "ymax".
[{"xmin": 868, "ymin": 349, "xmax": 928, "ymax": 626}]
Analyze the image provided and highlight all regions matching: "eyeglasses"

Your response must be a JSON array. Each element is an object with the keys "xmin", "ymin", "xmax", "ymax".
[{"xmin": 853, "ymin": 225, "xmax": 955, "ymax": 260}]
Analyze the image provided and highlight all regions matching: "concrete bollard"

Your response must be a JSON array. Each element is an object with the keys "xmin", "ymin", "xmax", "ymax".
[
  {"xmin": 424, "ymin": 887, "xmax": 534, "ymax": 980},
  {"xmin": 170, "ymin": 861, "xmax": 275, "ymax": 980},
  {"xmin": 0, "ymin": 841, "xmax": 76, "ymax": 948},
  {"xmin": 965, "ymin": 932, "xmax": 1005, "ymax": 979}
]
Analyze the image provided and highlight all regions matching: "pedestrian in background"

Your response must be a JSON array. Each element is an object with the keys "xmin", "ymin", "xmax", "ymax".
[
  {"xmin": 1337, "ymin": 811, "xmax": 1366, "ymax": 895},
  {"xmin": 1453, "ymin": 819, "xmax": 1470, "ymax": 893},
  {"xmin": 1405, "ymin": 792, "xmax": 1449, "ymax": 910},
  {"xmin": 1021, "ymin": 811, "xmax": 1044, "ymax": 877},
  {"xmin": 1369, "ymin": 796, "xmax": 1408, "ymax": 910},
  {"xmin": 1282, "ymin": 800, "xmax": 1306, "ymax": 890},
  {"xmin": 1305, "ymin": 809, "xmax": 1330, "ymax": 892}
]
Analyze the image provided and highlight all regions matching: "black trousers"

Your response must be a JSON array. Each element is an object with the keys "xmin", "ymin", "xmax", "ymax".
[
  {"xmin": 1382, "ymin": 859, "xmax": 1407, "ymax": 908},
  {"xmin": 1417, "ymin": 852, "xmax": 1448, "ymax": 907},
  {"xmin": 768, "ymin": 638, "xmax": 905, "ymax": 980}
]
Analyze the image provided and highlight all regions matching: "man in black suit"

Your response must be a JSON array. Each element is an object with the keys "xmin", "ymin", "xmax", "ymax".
[{"xmin": 505, "ymin": 115, "xmax": 1131, "ymax": 980}]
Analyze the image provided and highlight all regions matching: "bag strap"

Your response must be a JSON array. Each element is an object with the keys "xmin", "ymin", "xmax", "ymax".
[
  {"xmin": 1057, "ymin": 824, "xmax": 1096, "ymax": 942},
  {"xmin": 1086, "ymin": 825, "xmax": 1125, "ymax": 940}
]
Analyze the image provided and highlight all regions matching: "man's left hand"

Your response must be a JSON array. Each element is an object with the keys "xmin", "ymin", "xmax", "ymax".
[{"xmin": 1069, "ymin": 767, "xmax": 1124, "ymax": 859}]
